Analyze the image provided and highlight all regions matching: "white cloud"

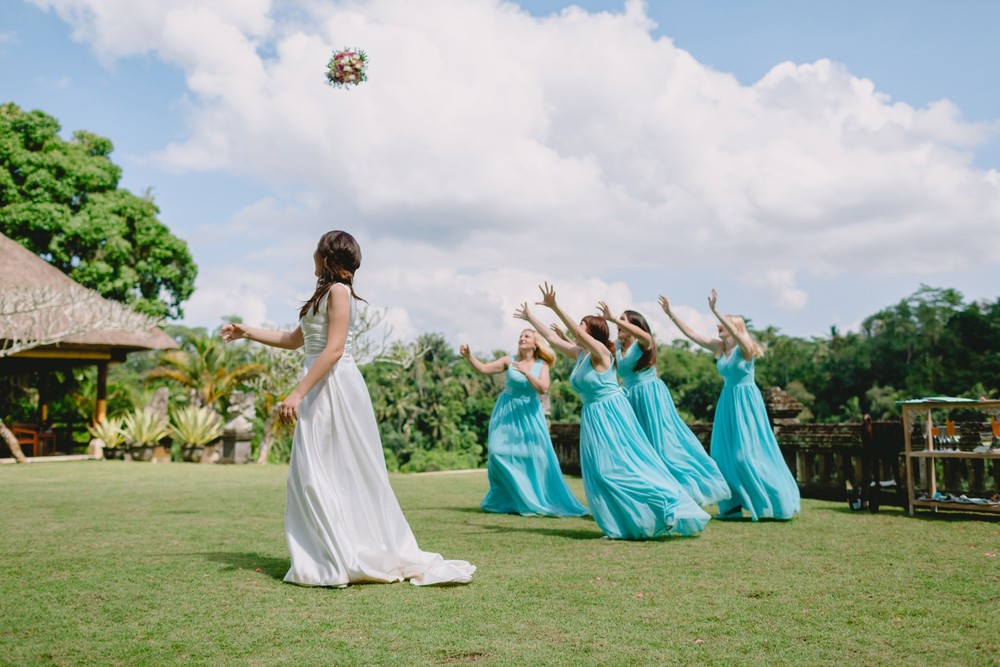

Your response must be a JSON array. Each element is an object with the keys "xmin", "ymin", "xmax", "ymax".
[
  {"xmin": 182, "ymin": 266, "xmax": 271, "ymax": 330},
  {"xmin": 29, "ymin": 0, "xmax": 1000, "ymax": 347},
  {"xmin": 741, "ymin": 269, "xmax": 808, "ymax": 311}
]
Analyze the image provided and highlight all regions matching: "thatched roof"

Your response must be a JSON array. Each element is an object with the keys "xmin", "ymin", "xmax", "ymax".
[{"xmin": 0, "ymin": 232, "xmax": 177, "ymax": 355}]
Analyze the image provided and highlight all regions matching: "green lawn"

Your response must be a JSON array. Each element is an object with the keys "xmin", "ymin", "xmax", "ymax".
[{"xmin": 1, "ymin": 462, "xmax": 997, "ymax": 666}]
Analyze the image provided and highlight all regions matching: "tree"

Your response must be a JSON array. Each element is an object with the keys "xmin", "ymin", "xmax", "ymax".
[
  {"xmin": 362, "ymin": 334, "xmax": 487, "ymax": 471},
  {"xmin": 658, "ymin": 340, "xmax": 721, "ymax": 421},
  {"xmin": 0, "ymin": 103, "xmax": 196, "ymax": 319},
  {"xmin": 147, "ymin": 330, "xmax": 265, "ymax": 409}
]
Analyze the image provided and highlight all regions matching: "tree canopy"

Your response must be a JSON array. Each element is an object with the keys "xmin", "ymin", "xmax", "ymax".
[{"xmin": 0, "ymin": 102, "xmax": 196, "ymax": 319}]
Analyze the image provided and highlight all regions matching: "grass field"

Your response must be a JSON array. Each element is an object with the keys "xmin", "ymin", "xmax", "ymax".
[{"xmin": 1, "ymin": 461, "xmax": 998, "ymax": 666}]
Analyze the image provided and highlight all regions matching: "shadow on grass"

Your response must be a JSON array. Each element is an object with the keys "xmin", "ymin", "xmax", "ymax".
[
  {"xmin": 201, "ymin": 551, "xmax": 289, "ymax": 581},
  {"xmin": 811, "ymin": 504, "xmax": 1000, "ymax": 522},
  {"xmin": 474, "ymin": 522, "xmax": 603, "ymax": 541},
  {"xmin": 410, "ymin": 506, "xmax": 483, "ymax": 514}
]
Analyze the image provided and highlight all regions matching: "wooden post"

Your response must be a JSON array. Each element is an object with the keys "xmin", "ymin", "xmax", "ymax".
[
  {"xmin": 902, "ymin": 405, "xmax": 915, "ymax": 515},
  {"xmin": 38, "ymin": 373, "xmax": 49, "ymax": 425},
  {"xmin": 95, "ymin": 361, "xmax": 108, "ymax": 425}
]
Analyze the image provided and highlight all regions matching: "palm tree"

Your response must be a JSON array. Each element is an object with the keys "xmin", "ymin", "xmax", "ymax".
[{"xmin": 148, "ymin": 332, "xmax": 265, "ymax": 409}]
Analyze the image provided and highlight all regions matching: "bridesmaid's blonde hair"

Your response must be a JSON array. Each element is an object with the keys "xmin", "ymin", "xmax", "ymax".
[
  {"xmin": 727, "ymin": 315, "xmax": 764, "ymax": 358},
  {"xmin": 521, "ymin": 329, "xmax": 555, "ymax": 367}
]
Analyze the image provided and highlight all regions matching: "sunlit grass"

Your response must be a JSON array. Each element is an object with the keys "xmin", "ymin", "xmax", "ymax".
[{"xmin": 1, "ymin": 461, "xmax": 997, "ymax": 666}]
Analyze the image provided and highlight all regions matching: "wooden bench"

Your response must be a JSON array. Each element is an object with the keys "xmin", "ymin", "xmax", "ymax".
[{"xmin": 10, "ymin": 424, "xmax": 57, "ymax": 457}]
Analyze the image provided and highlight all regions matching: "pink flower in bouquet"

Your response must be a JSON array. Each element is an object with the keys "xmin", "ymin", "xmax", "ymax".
[{"xmin": 326, "ymin": 48, "xmax": 368, "ymax": 89}]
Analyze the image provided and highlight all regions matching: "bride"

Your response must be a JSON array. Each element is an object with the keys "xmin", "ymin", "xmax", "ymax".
[{"xmin": 221, "ymin": 230, "xmax": 475, "ymax": 587}]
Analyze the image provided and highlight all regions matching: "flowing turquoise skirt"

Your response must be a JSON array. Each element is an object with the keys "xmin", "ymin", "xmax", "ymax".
[
  {"xmin": 711, "ymin": 382, "xmax": 800, "ymax": 520},
  {"xmin": 626, "ymin": 380, "xmax": 731, "ymax": 507},
  {"xmin": 579, "ymin": 394, "xmax": 710, "ymax": 539},
  {"xmin": 481, "ymin": 392, "xmax": 588, "ymax": 517}
]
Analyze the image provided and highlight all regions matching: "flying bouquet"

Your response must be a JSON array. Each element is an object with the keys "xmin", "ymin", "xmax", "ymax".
[{"xmin": 325, "ymin": 48, "xmax": 368, "ymax": 89}]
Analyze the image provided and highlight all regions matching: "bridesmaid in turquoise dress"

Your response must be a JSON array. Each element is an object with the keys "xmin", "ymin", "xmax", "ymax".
[
  {"xmin": 516, "ymin": 283, "xmax": 710, "ymax": 540},
  {"xmin": 460, "ymin": 330, "xmax": 588, "ymax": 517},
  {"xmin": 660, "ymin": 290, "xmax": 800, "ymax": 521},
  {"xmin": 597, "ymin": 303, "xmax": 730, "ymax": 508}
]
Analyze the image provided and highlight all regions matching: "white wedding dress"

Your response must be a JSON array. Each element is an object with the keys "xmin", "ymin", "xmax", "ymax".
[{"xmin": 284, "ymin": 283, "xmax": 476, "ymax": 587}]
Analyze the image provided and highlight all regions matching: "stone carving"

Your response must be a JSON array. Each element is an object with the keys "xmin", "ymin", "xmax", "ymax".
[
  {"xmin": 146, "ymin": 387, "xmax": 170, "ymax": 418},
  {"xmin": 224, "ymin": 390, "xmax": 256, "ymax": 435}
]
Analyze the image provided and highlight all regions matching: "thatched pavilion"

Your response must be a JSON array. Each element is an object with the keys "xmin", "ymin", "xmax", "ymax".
[{"xmin": 0, "ymin": 232, "xmax": 178, "ymax": 456}]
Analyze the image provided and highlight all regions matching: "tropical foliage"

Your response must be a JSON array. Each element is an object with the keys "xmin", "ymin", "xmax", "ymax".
[
  {"xmin": 120, "ymin": 408, "xmax": 171, "ymax": 446},
  {"xmin": 147, "ymin": 329, "xmax": 265, "ymax": 409},
  {"xmin": 750, "ymin": 286, "xmax": 1000, "ymax": 421},
  {"xmin": 361, "ymin": 334, "xmax": 494, "ymax": 471},
  {"xmin": 86, "ymin": 415, "xmax": 125, "ymax": 449},
  {"xmin": 0, "ymin": 102, "xmax": 197, "ymax": 319},
  {"xmin": 170, "ymin": 405, "xmax": 224, "ymax": 446}
]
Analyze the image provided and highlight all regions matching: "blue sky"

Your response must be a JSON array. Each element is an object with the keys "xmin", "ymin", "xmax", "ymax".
[{"xmin": 3, "ymin": 0, "xmax": 999, "ymax": 352}]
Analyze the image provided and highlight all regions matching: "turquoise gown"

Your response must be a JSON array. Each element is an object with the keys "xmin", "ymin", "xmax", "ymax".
[
  {"xmin": 711, "ymin": 348, "xmax": 801, "ymax": 520},
  {"xmin": 616, "ymin": 341, "xmax": 731, "ymax": 507},
  {"xmin": 570, "ymin": 352, "xmax": 710, "ymax": 539},
  {"xmin": 481, "ymin": 359, "xmax": 589, "ymax": 517}
]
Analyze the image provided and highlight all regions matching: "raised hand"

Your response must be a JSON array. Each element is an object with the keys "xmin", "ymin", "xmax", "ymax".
[
  {"xmin": 536, "ymin": 282, "xmax": 557, "ymax": 310},
  {"xmin": 513, "ymin": 303, "xmax": 531, "ymax": 321},
  {"xmin": 658, "ymin": 295, "xmax": 672, "ymax": 316},
  {"xmin": 597, "ymin": 301, "xmax": 614, "ymax": 321},
  {"xmin": 708, "ymin": 288, "xmax": 718, "ymax": 312},
  {"xmin": 459, "ymin": 344, "xmax": 471, "ymax": 359},
  {"xmin": 550, "ymin": 323, "xmax": 571, "ymax": 343},
  {"xmin": 220, "ymin": 322, "xmax": 248, "ymax": 343}
]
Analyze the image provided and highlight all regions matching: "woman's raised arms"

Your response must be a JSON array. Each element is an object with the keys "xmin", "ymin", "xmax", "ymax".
[{"xmin": 658, "ymin": 294, "xmax": 721, "ymax": 355}]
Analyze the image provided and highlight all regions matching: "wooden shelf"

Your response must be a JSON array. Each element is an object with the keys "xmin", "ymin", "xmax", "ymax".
[
  {"xmin": 902, "ymin": 399, "xmax": 1000, "ymax": 516},
  {"xmin": 908, "ymin": 450, "xmax": 1000, "ymax": 459},
  {"xmin": 910, "ymin": 499, "xmax": 1000, "ymax": 513}
]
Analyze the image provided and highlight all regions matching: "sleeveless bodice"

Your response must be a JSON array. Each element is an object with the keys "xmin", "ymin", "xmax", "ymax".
[
  {"xmin": 616, "ymin": 341, "xmax": 657, "ymax": 390},
  {"xmin": 301, "ymin": 284, "xmax": 356, "ymax": 356},
  {"xmin": 569, "ymin": 352, "xmax": 622, "ymax": 404},
  {"xmin": 716, "ymin": 347, "xmax": 755, "ymax": 386},
  {"xmin": 503, "ymin": 358, "xmax": 543, "ymax": 398}
]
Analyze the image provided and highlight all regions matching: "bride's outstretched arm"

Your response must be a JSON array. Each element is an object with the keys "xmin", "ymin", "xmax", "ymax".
[{"xmin": 221, "ymin": 322, "xmax": 304, "ymax": 350}]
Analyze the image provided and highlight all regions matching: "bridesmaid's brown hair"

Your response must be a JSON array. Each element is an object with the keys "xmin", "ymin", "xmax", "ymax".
[
  {"xmin": 623, "ymin": 310, "xmax": 657, "ymax": 372},
  {"xmin": 581, "ymin": 315, "xmax": 616, "ymax": 363}
]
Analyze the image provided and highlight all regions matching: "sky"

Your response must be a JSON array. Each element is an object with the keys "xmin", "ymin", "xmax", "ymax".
[{"xmin": 3, "ymin": 0, "xmax": 999, "ymax": 354}]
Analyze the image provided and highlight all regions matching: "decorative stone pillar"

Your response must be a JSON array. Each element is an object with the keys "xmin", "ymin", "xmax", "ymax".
[{"xmin": 220, "ymin": 391, "xmax": 255, "ymax": 464}]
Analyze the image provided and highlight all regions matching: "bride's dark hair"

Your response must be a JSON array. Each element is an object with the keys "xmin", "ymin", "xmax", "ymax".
[{"xmin": 299, "ymin": 230, "xmax": 366, "ymax": 319}]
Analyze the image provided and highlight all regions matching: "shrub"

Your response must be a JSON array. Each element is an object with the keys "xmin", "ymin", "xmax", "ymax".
[
  {"xmin": 121, "ymin": 408, "xmax": 171, "ymax": 446},
  {"xmin": 170, "ymin": 405, "xmax": 224, "ymax": 446},
  {"xmin": 86, "ymin": 415, "xmax": 126, "ymax": 449}
]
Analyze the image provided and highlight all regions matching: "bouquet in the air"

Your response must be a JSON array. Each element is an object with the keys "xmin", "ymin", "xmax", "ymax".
[{"xmin": 326, "ymin": 48, "xmax": 368, "ymax": 88}]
